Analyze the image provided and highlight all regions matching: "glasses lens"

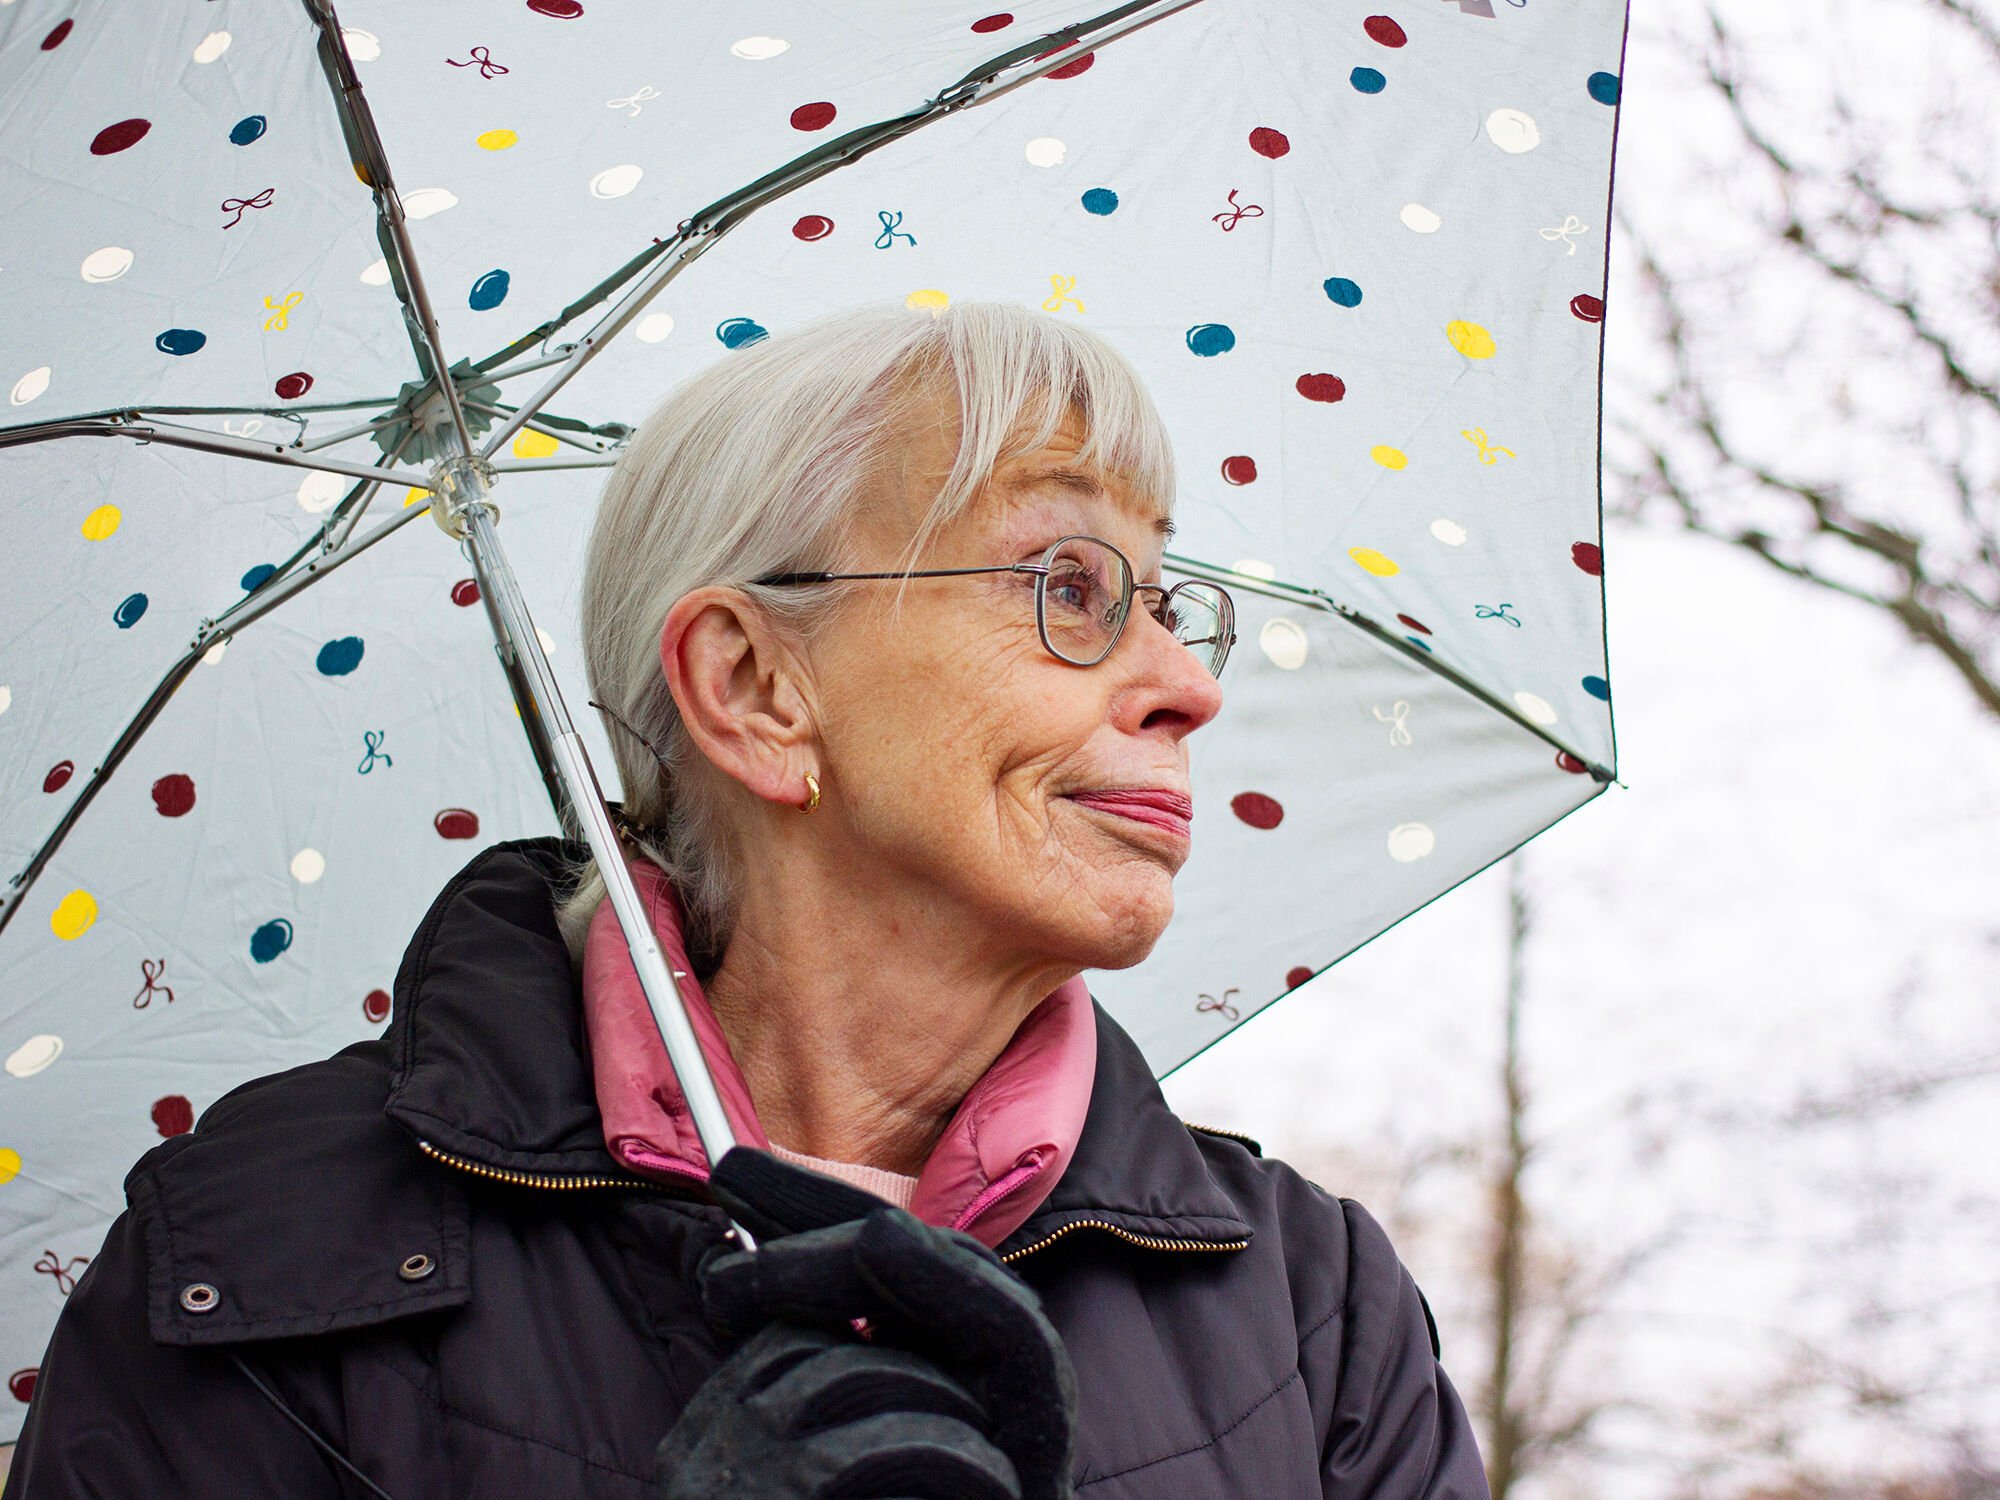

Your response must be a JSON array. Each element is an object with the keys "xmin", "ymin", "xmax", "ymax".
[
  {"xmin": 1163, "ymin": 581, "xmax": 1234, "ymax": 677},
  {"xmin": 1038, "ymin": 536, "xmax": 1131, "ymax": 665}
]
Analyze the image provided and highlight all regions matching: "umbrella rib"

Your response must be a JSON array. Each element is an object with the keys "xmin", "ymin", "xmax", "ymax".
[
  {"xmin": 471, "ymin": 0, "xmax": 1209, "ymax": 457},
  {"xmin": 0, "ymin": 461, "xmax": 433, "ymax": 940},
  {"xmin": 299, "ymin": 0, "xmax": 475, "ymax": 464},
  {"xmin": 0, "ymin": 415, "xmax": 434, "ymax": 491},
  {"xmin": 1163, "ymin": 553, "xmax": 1618, "ymax": 785}
]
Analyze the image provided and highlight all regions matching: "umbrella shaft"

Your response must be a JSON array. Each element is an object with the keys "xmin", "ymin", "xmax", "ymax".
[{"xmin": 455, "ymin": 498, "xmax": 748, "ymax": 1240}]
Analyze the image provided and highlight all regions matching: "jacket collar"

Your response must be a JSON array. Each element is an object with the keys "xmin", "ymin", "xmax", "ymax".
[{"xmin": 382, "ymin": 839, "xmax": 1250, "ymax": 1251}]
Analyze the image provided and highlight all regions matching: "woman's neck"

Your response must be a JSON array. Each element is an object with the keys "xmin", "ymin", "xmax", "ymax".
[{"xmin": 702, "ymin": 872, "xmax": 1074, "ymax": 1178}]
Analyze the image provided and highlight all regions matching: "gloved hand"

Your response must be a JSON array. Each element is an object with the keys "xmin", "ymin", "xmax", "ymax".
[
  {"xmin": 655, "ymin": 1148, "xmax": 1077, "ymax": 1500},
  {"xmin": 656, "ymin": 1321, "xmax": 1020, "ymax": 1499}
]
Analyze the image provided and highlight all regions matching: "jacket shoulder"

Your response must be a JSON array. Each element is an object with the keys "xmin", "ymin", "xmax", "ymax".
[{"xmin": 125, "ymin": 1038, "xmax": 471, "ymax": 1347}]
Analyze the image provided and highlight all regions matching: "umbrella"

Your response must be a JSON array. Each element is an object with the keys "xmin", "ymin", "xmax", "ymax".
[{"xmin": 0, "ymin": 0, "xmax": 1628, "ymax": 1425}]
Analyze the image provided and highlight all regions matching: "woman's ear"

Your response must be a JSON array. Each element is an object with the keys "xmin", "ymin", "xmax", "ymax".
[{"xmin": 658, "ymin": 588, "xmax": 816, "ymax": 809}]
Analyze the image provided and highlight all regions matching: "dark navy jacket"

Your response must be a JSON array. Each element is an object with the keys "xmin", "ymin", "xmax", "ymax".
[{"xmin": 11, "ymin": 839, "xmax": 1488, "ymax": 1498}]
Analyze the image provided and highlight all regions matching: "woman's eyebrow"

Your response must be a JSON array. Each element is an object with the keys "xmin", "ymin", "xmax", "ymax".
[{"xmin": 1004, "ymin": 466, "xmax": 1176, "ymax": 538}]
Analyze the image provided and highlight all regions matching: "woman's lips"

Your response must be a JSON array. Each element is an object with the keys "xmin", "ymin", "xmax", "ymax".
[{"xmin": 1064, "ymin": 788, "xmax": 1194, "ymax": 841}]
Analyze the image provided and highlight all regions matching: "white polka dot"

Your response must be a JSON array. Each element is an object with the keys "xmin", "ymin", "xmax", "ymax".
[
  {"xmin": 402, "ymin": 188, "xmax": 458, "ymax": 221},
  {"xmin": 1512, "ymin": 691, "xmax": 1558, "ymax": 726},
  {"xmin": 1430, "ymin": 519, "xmax": 1467, "ymax": 546},
  {"xmin": 1024, "ymin": 137, "xmax": 1067, "ymax": 168},
  {"xmin": 4, "ymin": 1035, "xmax": 62, "ymax": 1079},
  {"xmin": 342, "ymin": 28, "xmax": 380, "ymax": 62},
  {"xmin": 730, "ymin": 36, "xmax": 790, "ymax": 60},
  {"xmin": 1258, "ymin": 618, "xmax": 1309, "ymax": 670},
  {"xmin": 80, "ymin": 246, "xmax": 134, "ymax": 283},
  {"xmin": 10, "ymin": 367, "xmax": 49, "ymax": 406},
  {"xmin": 535, "ymin": 626, "xmax": 558, "ymax": 657},
  {"xmin": 1400, "ymin": 203, "xmax": 1442, "ymax": 234},
  {"xmin": 1230, "ymin": 559, "xmax": 1277, "ymax": 581},
  {"xmin": 1387, "ymin": 822, "xmax": 1435, "ymax": 862},
  {"xmin": 634, "ymin": 312, "xmax": 674, "ymax": 344},
  {"xmin": 1485, "ymin": 108, "xmax": 1540, "ymax": 154},
  {"xmin": 359, "ymin": 257, "xmax": 391, "ymax": 286},
  {"xmin": 589, "ymin": 164, "xmax": 644, "ymax": 199},
  {"xmin": 202, "ymin": 640, "xmax": 228, "ymax": 666},
  {"xmin": 297, "ymin": 472, "xmax": 342, "ymax": 513},
  {"xmin": 192, "ymin": 30, "xmax": 231, "ymax": 63},
  {"xmin": 291, "ymin": 848, "xmax": 326, "ymax": 884}
]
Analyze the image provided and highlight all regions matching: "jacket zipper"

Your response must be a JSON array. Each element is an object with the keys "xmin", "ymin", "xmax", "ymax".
[
  {"xmin": 417, "ymin": 1142, "xmax": 1250, "ymax": 1265},
  {"xmin": 417, "ymin": 1139, "xmax": 658, "ymax": 1192},
  {"xmin": 1001, "ymin": 1217, "xmax": 1249, "ymax": 1265}
]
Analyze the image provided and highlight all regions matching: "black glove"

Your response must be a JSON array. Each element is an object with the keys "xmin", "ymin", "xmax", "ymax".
[
  {"xmin": 656, "ymin": 1148, "xmax": 1077, "ymax": 1500},
  {"xmin": 656, "ymin": 1321, "xmax": 1020, "ymax": 1499}
]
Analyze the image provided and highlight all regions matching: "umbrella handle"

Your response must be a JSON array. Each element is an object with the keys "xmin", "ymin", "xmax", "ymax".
[{"xmin": 442, "ymin": 457, "xmax": 756, "ymax": 1251}]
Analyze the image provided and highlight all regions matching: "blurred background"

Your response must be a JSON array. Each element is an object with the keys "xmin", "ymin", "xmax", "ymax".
[
  {"xmin": 5, "ymin": 0, "xmax": 1997, "ymax": 1493},
  {"xmin": 1166, "ymin": 1, "xmax": 2000, "ymax": 1496}
]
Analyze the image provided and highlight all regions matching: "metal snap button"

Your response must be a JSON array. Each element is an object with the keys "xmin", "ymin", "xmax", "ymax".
[
  {"xmin": 179, "ymin": 1282, "xmax": 220, "ymax": 1314},
  {"xmin": 398, "ymin": 1253, "xmax": 435, "ymax": 1282}
]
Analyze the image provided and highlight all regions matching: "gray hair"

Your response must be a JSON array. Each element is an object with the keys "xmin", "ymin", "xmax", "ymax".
[{"xmin": 551, "ymin": 300, "xmax": 1177, "ymax": 975}]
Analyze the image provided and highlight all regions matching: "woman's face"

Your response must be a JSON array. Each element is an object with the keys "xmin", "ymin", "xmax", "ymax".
[{"xmin": 803, "ymin": 403, "xmax": 1224, "ymax": 976}]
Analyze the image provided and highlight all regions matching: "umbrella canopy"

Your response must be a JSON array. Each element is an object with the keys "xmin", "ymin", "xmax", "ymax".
[{"xmin": 0, "ymin": 0, "xmax": 1627, "ymax": 1428}]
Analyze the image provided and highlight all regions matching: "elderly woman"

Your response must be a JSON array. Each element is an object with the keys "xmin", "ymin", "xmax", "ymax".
[{"xmin": 11, "ymin": 303, "xmax": 1485, "ymax": 1498}]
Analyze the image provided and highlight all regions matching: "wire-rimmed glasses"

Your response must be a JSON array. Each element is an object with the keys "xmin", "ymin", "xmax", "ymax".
[{"xmin": 754, "ymin": 533, "xmax": 1237, "ymax": 678}]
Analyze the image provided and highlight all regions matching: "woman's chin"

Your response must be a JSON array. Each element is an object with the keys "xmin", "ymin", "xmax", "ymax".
[{"xmin": 1068, "ymin": 877, "xmax": 1176, "ymax": 972}]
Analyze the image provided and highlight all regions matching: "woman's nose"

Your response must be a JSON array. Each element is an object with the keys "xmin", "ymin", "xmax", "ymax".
[{"xmin": 1118, "ymin": 606, "xmax": 1224, "ymax": 738}]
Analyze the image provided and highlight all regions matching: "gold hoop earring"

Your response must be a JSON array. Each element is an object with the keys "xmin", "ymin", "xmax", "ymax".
[{"xmin": 800, "ymin": 773, "xmax": 821, "ymax": 815}]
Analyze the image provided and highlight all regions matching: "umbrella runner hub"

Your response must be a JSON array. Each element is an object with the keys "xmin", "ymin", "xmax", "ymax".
[{"xmin": 428, "ymin": 455, "xmax": 499, "ymax": 541}]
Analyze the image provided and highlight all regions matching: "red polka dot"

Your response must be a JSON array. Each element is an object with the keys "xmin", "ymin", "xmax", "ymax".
[
  {"xmin": 1396, "ymin": 613, "xmax": 1432, "ymax": 635},
  {"xmin": 1571, "ymin": 541, "xmax": 1602, "ymax": 576},
  {"xmin": 1363, "ymin": 16, "xmax": 1407, "ymax": 46},
  {"xmin": 450, "ymin": 578, "xmax": 481, "ymax": 607},
  {"xmin": 1230, "ymin": 792, "xmax": 1284, "ymax": 830},
  {"xmin": 526, "ymin": 0, "xmax": 584, "ymax": 16},
  {"xmin": 792, "ymin": 214, "xmax": 834, "ymax": 241},
  {"xmin": 1555, "ymin": 752, "xmax": 1588, "ymax": 775},
  {"xmin": 790, "ymin": 102, "xmax": 837, "ymax": 131},
  {"xmin": 90, "ymin": 118, "xmax": 151, "ymax": 156},
  {"xmin": 970, "ymin": 12, "xmax": 1014, "ymax": 31},
  {"xmin": 1248, "ymin": 127, "xmax": 1291, "ymax": 159},
  {"xmin": 1285, "ymin": 965, "xmax": 1314, "ymax": 990},
  {"xmin": 1221, "ymin": 455, "xmax": 1258, "ymax": 486},
  {"xmin": 151, "ymin": 773, "xmax": 196, "ymax": 817},
  {"xmin": 151, "ymin": 1095, "xmax": 194, "ymax": 1137},
  {"xmin": 363, "ymin": 988, "xmax": 392, "ymax": 1024},
  {"xmin": 43, "ymin": 760, "xmax": 74, "ymax": 794},
  {"xmin": 1043, "ymin": 50, "xmax": 1094, "ymax": 79},
  {"xmin": 274, "ymin": 371, "xmax": 313, "ymax": 400},
  {"xmin": 1569, "ymin": 293, "xmax": 1605, "ymax": 323},
  {"xmin": 434, "ymin": 808, "xmax": 481, "ymax": 840},
  {"xmin": 8, "ymin": 1370, "xmax": 37, "ymax": 1404},
  {"xmin": 42, "ymin": 19, "xmax": 74, "ymax": 50},
  {"xmin": 1295, "ymin": 373, "xmax": 1346, "ymax": 403}
]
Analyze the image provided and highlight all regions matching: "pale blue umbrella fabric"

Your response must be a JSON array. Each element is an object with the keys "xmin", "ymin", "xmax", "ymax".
[{"xmin": 0, "ymin": 0, "xmax": 1627, "ymax": 1431}]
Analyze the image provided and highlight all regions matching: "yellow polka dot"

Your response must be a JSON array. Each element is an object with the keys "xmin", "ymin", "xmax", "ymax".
[
  {"xmin": 80, "ymin": 504, "xmax": 122, "ymax": 540},
  {"xmin": 50, "ymin": 889, "xmax": 97, "ymax": 941},
  {"xmin": 476, "ymin": 129, "xmax": 518, "ymax": 151},
  {"xmin": 1348, "ymin": 547, "xmax": 1401, "ymax": 577},
  {"xmin": 511, "ymin": 429, "xmax": 560, "ymax": 460},
  {"xmin": 1446, "ymin": 320, "xmax": 1496, "ymax": 360},
  {"xmin": 353, "ymin": 161, "xmax": 372, "ymax": 186},
  {"xmin": 1369, "ymin": 446, "xmax": 1408, "ymax": 471},
  {"xmin": 905, "ymin": 289, "xmax": 950, "ymax": 313},
  {"xmin": 403, "ymin": 486, "xmax": 428, "ymax": 507},
  {"xmin": 0, "ymin": 1149, "xmax": 20, "ymax": 1186}
]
